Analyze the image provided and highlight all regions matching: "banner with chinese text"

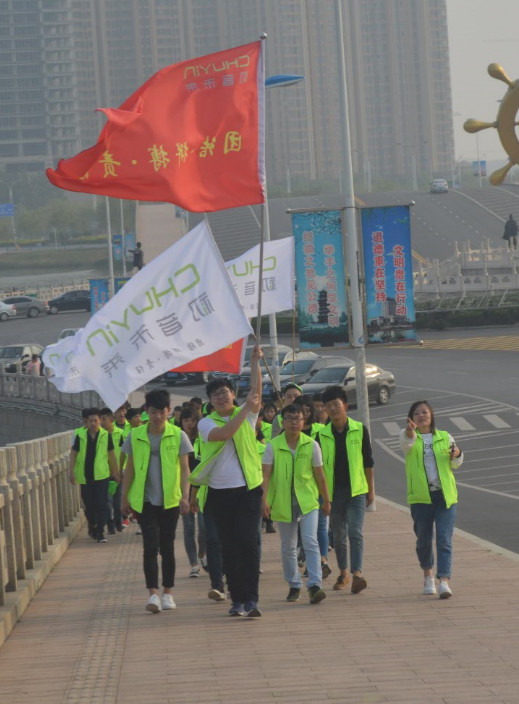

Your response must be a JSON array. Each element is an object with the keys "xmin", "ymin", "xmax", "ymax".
[
  {"xmin": 46, "ymin": 42, "xmax": 265, "ymax": 212},
  {"xmin": 89, "ymin": 279, "xmax": 109, "ymax": 312},
  {"xmin": 361, "ymin": 205, "xmax": 416, "ymax": 343},
  {"xmin": 226, "ymin": 237, "xmax": 294, "ymax": 318},
  {"xmin": 291, "ymin": 210, "xmax": 348, "ymax": 349},
  {"xmin": 45, "ymin": 221, "xmax": 253, "ymax": 409}
]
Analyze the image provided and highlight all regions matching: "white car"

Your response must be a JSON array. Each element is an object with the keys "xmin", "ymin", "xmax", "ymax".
[
  {"xmin": 58, "ymin": 327, "xmax": 80, "ymax": 341},
  {"xmin": 430, "ymin": 178, "xmax": 449, "ymax": 194},
  {"xmin": 0, "ymin": 300, "xmax": 16, "ymax": 321}
]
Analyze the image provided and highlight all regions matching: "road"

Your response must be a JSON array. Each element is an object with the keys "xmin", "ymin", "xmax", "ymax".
[{"xmin": 3, "ymin": 316, "xmax": 519, "ymax": 553}]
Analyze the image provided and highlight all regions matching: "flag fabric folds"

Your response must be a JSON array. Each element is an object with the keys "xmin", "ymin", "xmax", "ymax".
[
  {"xmin": 46, "ymin": 42, "xmax": 265, "ymax": 212},
  {"xmin": 44, "ymin": 221, "xmax": 253, "ymax": 409}
]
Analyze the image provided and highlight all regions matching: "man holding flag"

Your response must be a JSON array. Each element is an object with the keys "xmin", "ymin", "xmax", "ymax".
[{"xmin": 189, "ymin": 345, "xmax": 264, "ymax": 618}]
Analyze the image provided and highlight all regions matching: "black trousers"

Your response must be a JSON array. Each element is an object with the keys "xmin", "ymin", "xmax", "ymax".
[
  {"xmin": 81, "ymin": 479, "xmax": 109, "ymax": 539},
  {"xmin": 140, "ymin": 503, "xmax": 180, "ymax": 590},
  {"xmin": 205, "ymin": 485, "xmax": 262, "ymax": 605}
]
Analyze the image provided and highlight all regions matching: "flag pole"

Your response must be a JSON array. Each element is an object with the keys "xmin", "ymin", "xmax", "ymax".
[
  {"xmin": 105, "ymin": 196, "xmax": 115, "ymax": 298},
  {"xmin": 120, "ymin": 199, "xmax": 127, "ymax": 277},
  {"xmin": 254, "ymin": 33, "xmax": 281, "ymax": 398}
]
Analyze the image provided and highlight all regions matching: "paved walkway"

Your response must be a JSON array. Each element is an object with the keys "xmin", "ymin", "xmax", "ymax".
[{"xmin": 1, "ymin": 499, "xmax": 519, "ymax": 704}]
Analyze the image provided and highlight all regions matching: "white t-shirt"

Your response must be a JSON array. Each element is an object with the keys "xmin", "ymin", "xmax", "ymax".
[
  {"xmin": 399, "ymin": 429, "xmax": 462, "ymax": 490},
  {"xmin": 198, "ymin": 406, "xmax": 258, "ymax": 489}
]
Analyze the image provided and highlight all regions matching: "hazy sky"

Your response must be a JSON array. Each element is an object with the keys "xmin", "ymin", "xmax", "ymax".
[{"xmin": 448, "ymin": 0, "xmax": 519, "ymax": 163}]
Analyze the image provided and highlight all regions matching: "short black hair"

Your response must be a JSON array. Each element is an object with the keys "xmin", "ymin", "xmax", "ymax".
[
  {"xmin": 126, "ymin": 408, "xmax": 141, "ymax": 421},
  {"xmin": 180, "ymin": 407, "xmax": 199, "ymax": 425},
  {"xmin": 99, "ymin": 407, "xmax": 114, "ymax": 418},
  {"xmin": 173, "ymin": 405, "xmax": 183, "ymax": 412},
  {"xmin": 281, "ymin": 403, "xmax": 304, "ymax": 419},
  {"xmin": 312, "ymin": 392, "xmax": 323, "ymax": 402},
  {"xmin": 294, "ymin": 394, "xmax": 316, "ymax": 424},
  {"xmin": 145, "ymin": 388, "xmax": 171, "ymax": 410},
  {"xmin": 190, "ymin": 397, "xmax": 203, "ymax": 405},
  {"xmin": 84, "ymin": 407, "xmax": 101, "ymax": 418},
  {"xmin": 81, "ymin": 408, "xmax": 91, "ymax": 419},
  {"xmin": 321, "ymin": 385, "xmax": 348, "ymax": 404},
  {"xmin": 205, "ymin": 376, "xmax": 236, "ymax": 398}
]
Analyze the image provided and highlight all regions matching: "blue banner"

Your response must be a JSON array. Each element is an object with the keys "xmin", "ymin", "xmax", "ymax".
[
  {"xmin": 112, "ymin": 234, "xmax": 122, "ymax": 262},
  {"xmin": 89, "ymin": 278, "xmax": 109, "ymax": 313},
  {"xmin": 361, "ymin": 206, "xmax": 416, "ymax": 343},
  {"xmin": 124, "ymin": 233, "xmax": 136, "ymax": 262},
  {"xmin": 291, "ymin": 210, "xmax": 349, "ymax": 349}
]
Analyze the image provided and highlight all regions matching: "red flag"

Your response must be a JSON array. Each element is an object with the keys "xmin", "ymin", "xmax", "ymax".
[
  {"xmin": 172, "ymin": 338, "xmax": 246, "ymax": 374},
  {"xmin": 46, "ymin": 43, "xmax": 265, "ymax": 212}
]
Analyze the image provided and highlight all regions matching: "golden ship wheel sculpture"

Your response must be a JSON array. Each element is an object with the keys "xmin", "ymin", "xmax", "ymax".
[{"xmin": 464, "ymin": 63, "xmax": 519, "ymax": 185}]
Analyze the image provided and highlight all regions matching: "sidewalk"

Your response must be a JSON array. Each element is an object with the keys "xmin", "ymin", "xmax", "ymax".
[{"xmin": 1, "ymin": 498, "xmax": 519, "ymax": 704}]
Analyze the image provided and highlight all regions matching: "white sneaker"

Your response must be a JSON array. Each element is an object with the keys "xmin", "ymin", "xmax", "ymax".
[
  {"xmin": 438, "ymin": 580, "xmax": 452, "ymax": 599},
  {"xmin": 208, "ymin": 588, "xmax": 226, "ymax": 601},
  {"xmin": 423, "ymin": 576, "xmax": 437, "ymax": 595},
  {"xmin": 146, "ymin": 594, "xmax": 161, "ymax": 613},
  {"xmin": 161, "ymin": 593, "xmax": 176, "ymax": 610},
  {"xmin": 189, "ymin": 564, "xmax": 200, "ymax": 578}
]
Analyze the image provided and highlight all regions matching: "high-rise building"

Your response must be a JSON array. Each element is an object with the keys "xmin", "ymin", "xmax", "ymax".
[{"xmin": 1, "ymin": 0, "xmax": 454, "ymax": 190}]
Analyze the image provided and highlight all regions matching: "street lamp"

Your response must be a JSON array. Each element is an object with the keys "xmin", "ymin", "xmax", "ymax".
[
  {"xmin": 255, "ymin": 66, "xmax": 305, "ymax": 390},
  {"xmin": 0, "ymin": 178, "xmax": 22, "ymax": 244}
]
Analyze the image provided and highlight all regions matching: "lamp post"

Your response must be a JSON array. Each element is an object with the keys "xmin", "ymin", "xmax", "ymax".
[
  {"xmin": 257, "ymin": 66, "xmax": 305, "ymax": 390},
  {"xmin": 0, "ymin": 178, "xmax": 22, "ymax": 244}
]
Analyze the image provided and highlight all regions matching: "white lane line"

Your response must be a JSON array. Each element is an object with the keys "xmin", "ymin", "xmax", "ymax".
[
  {"xmin": 450, "ymin": 417, "xmax": 475, "ymax": 431},
  {"xmin": 382, "ymin": 422, "xmax": 401, "ymax": 435},
  {"xmin": 484, "ymin": 414, "xmax": 511, "ymax": 429}
]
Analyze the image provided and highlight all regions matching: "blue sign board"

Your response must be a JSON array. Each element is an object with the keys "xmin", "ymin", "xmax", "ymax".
[
  {"xmin": 361, "ymin": 205, "xmax": 416, "ymax": 343},
  {"xmin": 291, "ymin": 210, "xmax": 349, "ymax": 349},
  {"xmin": 89, "ymin": 278, "xmax": 109, "ymax": 312},
  {"xmin": 0, "ymin": 203, "xmax": 14, "ymax": 217}
]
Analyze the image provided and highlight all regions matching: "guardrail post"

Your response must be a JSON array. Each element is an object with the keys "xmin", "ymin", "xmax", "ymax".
[
  {"xmin": 0, "ymin": 449, "xmax": 17, "ymax": 592},
  {"xmin": 11, "ymin": 442, "xmax": 34, "ymax": 570},
  {"xmin": 39, "ymin": 439, "xmax": 54, "ymax": 547},
  {"xmin": 4, "ymin": 446, "xmax": 26, "ymax": 581},
  {"xmin": 47, "ymin": 436, "xmax": 62, "ymax": 536},
  {"xmin": 33, "ymin": 441, "xmax": 48, "ymax": 554},
  {"xmin": 26, "ymin": 440, "xmax": 42, "ymax": 561}
]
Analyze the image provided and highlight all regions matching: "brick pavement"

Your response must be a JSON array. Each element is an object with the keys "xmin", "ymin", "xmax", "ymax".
[{"xmin": 1, "ymin": 498, "xmax": 519, "ymax": 704}]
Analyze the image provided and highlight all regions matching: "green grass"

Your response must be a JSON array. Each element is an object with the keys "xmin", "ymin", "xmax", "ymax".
[{"xmin": 0, "ymin": 247, "xmax": 109, "ymax": 273}]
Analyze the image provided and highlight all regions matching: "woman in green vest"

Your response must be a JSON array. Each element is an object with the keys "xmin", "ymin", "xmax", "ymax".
[{"xmin": 400, "ymin": 400, "xmax": 463, "ymax": 599}]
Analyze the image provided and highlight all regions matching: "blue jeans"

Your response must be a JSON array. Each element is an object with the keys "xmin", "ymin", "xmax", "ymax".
[
  {"xmin": 317, "ymin": 496, "xmax": 329, "ymax": 558},
  {"xmin": 410, "ymin": 491, "xmax": 457, "ymax": 579},
  {"xmin": 277, "ymin": 507, "xmax": 321, "ymax": 590},
  {"xmin": 330, "ymin": 487, "xmax": 366, "ymax": 573},
  {"xmin": 182, "ymin": 512, "xmax": 206, "ymax": 565}
]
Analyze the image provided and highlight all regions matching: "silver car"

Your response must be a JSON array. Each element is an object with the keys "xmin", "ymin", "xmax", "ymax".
[
  {"xmin": 0, "ymin": 301, "xmax": 16, "ymax": 321},
  {"xmin": 2, "ymin": 295, "xmax": 50, "ymax": 318}
]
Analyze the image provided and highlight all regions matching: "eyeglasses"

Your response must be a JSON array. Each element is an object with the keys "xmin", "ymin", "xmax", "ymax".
[
  {"xmin": 210, "ymin": 388, "xmax": 231, "ymax": 399},
  {"xmin": 283, "ymin": 415, "xmax": 303, "ymax": 423}
]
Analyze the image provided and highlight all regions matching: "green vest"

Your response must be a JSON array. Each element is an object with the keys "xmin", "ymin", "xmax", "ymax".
[
  {"xmin": 128, "ymin": 422, "xmax": 182, "ymax": 512},
  {"xmin": 405, "ymin": 430, "xmax": 458, "ymax": 508},
  {"xmin": 261, "ymin": 421, "xmax": 272, "ymax": 441},
  {"xmin": 318, "ymin": 418, "xmax": 368, "ymax": 500},
  {"xmin": 74, "ymin": 427, "xmax": 111, "ymax": 484},
  {"xmin": 309, "ymin": 422, "xmax": 325, "ymax": 439},
  {"xmin": 115, "ymin": 419, "xmax": 131, "ymax": 438},
  {"xmin": 111, "ymin": 426, "xmax": 124, "ymax": 462},
  {"xmin": 189, "ymin": 408, "xmax": 262, "ymax": 490},
  {"xmin": 267, "ymin": 433, "xmax": 319, "ymax": 522},
  {"xmin": 257, "ymin": 440, "xmax": 266, "ymax": 456}
]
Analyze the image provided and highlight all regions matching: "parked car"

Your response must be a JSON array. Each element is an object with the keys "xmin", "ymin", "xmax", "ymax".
[
  {"xmin": 48, "ymin": 289, "xmax": 91, "ymax": 314},
  {"xmin": 261, "ymin": 355, "xmax": 349, "ymax": 399},
  {"xmin": 0, "ymin": 343, "xmax": 44, "ymax": 373},
  {"xmin": 0, "ymin": 301, "xmax": 16, "ymax": 321},
  {"xmin": 430, "ymin": 178, "xmax": 449, "ymax": 194},
  {"xmin": 58, "ymin": 327, "xmax": 80, "ymax": 341},
  {"xmin": 2, "ymin": 295, "xmax": 49, "ymax": 318},
  {"xmin": 301, "ymin": 362, "xmax": 395, "ymax": 406},
  {"xmin": 163, "ymin": 370, "xmax": 208, "ymax": 386}
]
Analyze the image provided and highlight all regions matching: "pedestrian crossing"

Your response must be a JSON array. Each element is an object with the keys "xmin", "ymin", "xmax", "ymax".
[
  {"xmin": 378, "ymin": 401, "xmax": 519, "ymax": 441},
  {"xmin": 406, "ymin": 335, "xmax": 519, "ymax": 351}
]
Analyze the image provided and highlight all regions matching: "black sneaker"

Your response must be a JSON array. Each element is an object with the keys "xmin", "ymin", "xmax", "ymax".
[
  {"xmin": 108, "ymin": 526, "xmax": 116, "ymax": 535},
  {"xmin": 286, "ymin": 587, "xmax": 301, "ymax": 602},
  {"xmin": 308, "ymin": 585, "xmax": 326, "ymax": 604},
  {"xmin": 321, "ymin": 562, "xmax": 332, "ymax": 579},
  {"xmin": 265, "ymin": 521, "xmax": 277, "ymax": 534},
  {"xmin": 244, "ymin": 601, "xmax": 262, "ymax": 617},
  {"xmin": 97, "ymin": 536, "xmax": 107, "ymax": 543}
]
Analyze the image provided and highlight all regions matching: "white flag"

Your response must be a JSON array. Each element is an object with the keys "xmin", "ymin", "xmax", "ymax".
[
  {"xmin": 62, "ymin": 221, "xmax": 252, "ymax": 409},
  {"xmin": 226, "ymin": 237, "xmax": 294, "ymax": 318},
  {"xmin": 43, "ymin": 333, "xmax": 93, "ymax": 393}
]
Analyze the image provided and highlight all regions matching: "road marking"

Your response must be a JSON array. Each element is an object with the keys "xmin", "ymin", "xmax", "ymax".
[
  {"xmin": 483, "ymin": 414, "xmax": 511, "ymax": 429},
  {"xmin": 382, "ymin": 422, "xmax": 401, "ymax": 435},
  {"xmin": 405, "ymin": 336, "xmax": 519, "ymax": 351},
  {"xmin": 450, "ymin": 417, "xmax": 475, "ymax": 431}
]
